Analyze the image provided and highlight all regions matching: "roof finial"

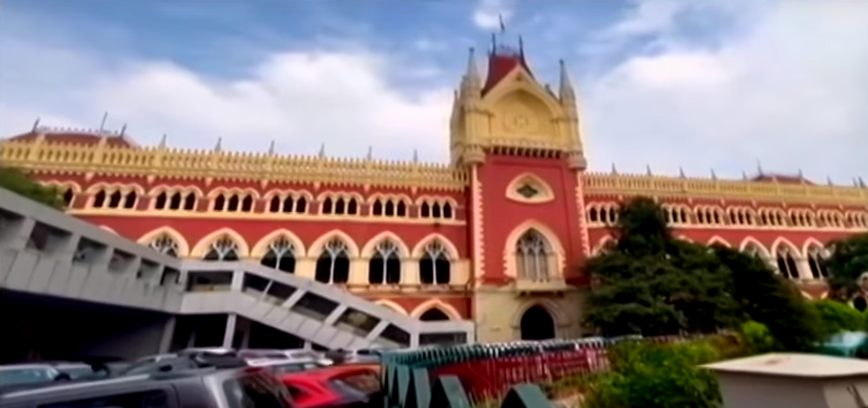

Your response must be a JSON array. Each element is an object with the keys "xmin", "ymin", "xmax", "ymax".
[
  {"xmin": 268, "ymin": 140, "xmax": 275, "ymax": 155},
  {"xmin": 859, "ymin": 177, "xmax": 866, "ymax": 188},
  {"xmin": 464, "ymin": 47, "xmax": 480, "ymax": 86},
  {"xmin": 119, "ymin": 123, "xmax": 127, "ymax": 136},
  {"xmin": 827, "ymin": 175, "xmax": 833, "ymax": 186},
  {"xmin": 611, "ymin": 163, "xmax": 618, "ymax": 175},
  {"xmin": 710, "ymin": 168, "xmax": 717, "ymax": 180},
  {"xmin": 518, "ymin": 35, "xmax": 524, "ymax": 56},
  {"xmin": 558, "ymin": 59, "xmax": 575, "ymax": 102},
  {"xmin": 646, "ymin": 164, "xmax": 653, "ymax": 176},
  {"xmin": 214, "ymin": 137, "xmax": 222, "ymax": 152},
  {"xmin": 32, "ymin": 117, "xmax": 41, "ymax": 132},
  {"xmin": 413, "ymin": 149, "xmax": 419, "ymax": 163},
  {"xmin": 159, "ymin": 134, "xmax": 168, "ymax": 148},
  {"xmin": 756, "ymin": 159, "xmax": 763, "ymax": 176},
  {"xmin": 742, "ymin": 170, "xmax": 748, "ymax": 180},
  {"xmin": 498, "ymin": 13, "xmax": 506, "ymax": 33},
  {"xmin": 797, "ymin": 168, "xmax": 804, "ymax": 180},
  {"xmin": 679, "ymin": 167, "xmax": 686, "ymax": 178},
  {"xmin": 366, "ymin": 146, "xmax": 373, "ymax": 160},
  {"xmin": 99, "ymin": 111, "xmax": 109, "ymax": 132},
  {"xmin": 318, "ymin": 143, "xmax": 326, "ymax": 158}
]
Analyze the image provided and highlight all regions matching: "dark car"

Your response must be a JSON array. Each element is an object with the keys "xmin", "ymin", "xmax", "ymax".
[{"xmin": 0, "ymin": 357, "xmax": 294, "ymax": 408}]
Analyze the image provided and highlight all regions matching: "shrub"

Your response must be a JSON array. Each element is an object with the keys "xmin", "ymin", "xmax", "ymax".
[
  {"xmin": 740, "ymin": 321, "xmax": 777, "ymax": 354},
  {"xmin": 814, "ymin": 299, "xmax": 865, "ymax": 337},
  {"xmin": 583, "ymin": 340, "xmax": 722, "ymax": 408}
]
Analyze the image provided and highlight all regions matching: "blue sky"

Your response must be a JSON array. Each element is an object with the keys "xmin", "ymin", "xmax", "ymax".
[{"xmin": 1, "ymin": 0, "xmax": 866, "ymax": 183}]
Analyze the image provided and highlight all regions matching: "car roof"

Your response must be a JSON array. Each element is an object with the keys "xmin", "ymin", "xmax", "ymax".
[{"xmin": 0, "ymin": 364, "xmax": 55, "ymax": 371}]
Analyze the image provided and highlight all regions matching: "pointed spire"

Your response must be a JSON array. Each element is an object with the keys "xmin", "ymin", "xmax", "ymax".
[
  {"xmin": 679, "ymin": 167, "xmax": 686, "ymax": 178},
  {"xmin": 646, "ymin": 164, "xmax": 653, "ymax": 176},
  {"xmin": 710, "ymin": 168, "xmax": 717, "ymax": 180},
  {"xmin": 119, "ymin": 123, "xmax": 127, "ymax": 136},
  {"xmin": 797, "ymin": 168, "xmax": 804, "ymax": 180},
  {"xmin": 465, "ymin": 48, "xmax": 480, "ymax": 82},
  {"xmin": 32, "ymin": 117, "xmax": 41, "ymax": 132},
  {"xmin": 214, "ymin": 137, "xmax": 222, "ymax": 152},
  {"xmin": 742, "ymin": 171, "xmax": 748, "ymax": 180},
  {"xmin": 268, "ymin": 140, "xmax": 275, "ymax": 155},
  {"xmin": 366, "ymin": 146, "xmax": 373, "ymax": 160},
  {"xmin": 518, "ymin": 35, "xmax": 524, "ymax": 56},
  {"xmin": 558, "ymin": 59, "xmax": 575, "ymax": 102},
  {"xmin": 859, "ymin": 177, "xmax": 866, "ymax": 188},
  {"xmin": 611, "ymin": 163, "xmax": 618, "ymax": 175},
  {"xmin": 318, "ymin": 143, "xmax": 325, "ymax": 158},
  {"xmin": 413, "ymin": 149, "xmax": 419, "ymax": 163},
  {"xmin": 756, "ymin": 159, "xmax": 763, "ymax": 176},
  {"xmin": 827, "ymin": 175, "xmax": 833, "ymax": 186},
  {"xmin": 159, "ymin": 134, "xmax": 168, "ymax": 148}
]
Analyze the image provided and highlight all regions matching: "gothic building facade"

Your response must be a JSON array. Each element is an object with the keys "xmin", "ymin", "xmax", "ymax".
[{"xmin": 2, "ymin": 38, "xmax": 867, "ymax": 343}]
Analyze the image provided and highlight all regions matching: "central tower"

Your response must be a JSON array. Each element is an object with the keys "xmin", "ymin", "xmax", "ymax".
[{"xmin": 454, "ymin": 33, "xmax": 592, "ymax": 342}]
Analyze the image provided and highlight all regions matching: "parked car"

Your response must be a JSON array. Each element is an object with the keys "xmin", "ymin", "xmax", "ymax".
[
  {"xmin": 0, "ymin": 364, "xmax": 70, "ymax": 392},
  {"xmin": 279, "ymin": 364, "xmax": 381, "ymax": 408},
  {"xmin": 0, "ymin": 358, "xmax": 293, "ymax": 408}
]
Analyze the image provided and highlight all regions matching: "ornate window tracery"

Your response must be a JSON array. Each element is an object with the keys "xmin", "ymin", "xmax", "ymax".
[
  {"xmin": 806, "ymin": 245, "xmax": 829, "ymax": 279},
  {"xmin": 775, "ymin": 247, "xmax": 800, "ymax": 280},
  {"xmin": 261, "ymin": 237, "xmax": 296, "ymax": 273},
  {"xmin": 212, "ymin": 191, "xmax": 254, "ymax": 213},
  {"xmin": 268, "ymin": 193, "xmax": 308, "ymax": 214},
  {"xmin": 320, "ymin": 195, "xmax": 359, "ymax": 216},
  {"xmin": 515, "ymin": 230, "xmax": 552, "ymax": 281},
  {"xmin": 149, "ymin": 234, "xmax": 180, "ymax": 257},
  {"xmin": 203, "ymin": 236, "xmax": 240, "ymax": 261},
  {"xmin": 368, "ymin": 240, "xmax": 401, "ymax": 284},
  {"xmin": 154, "ymin": 190, "xmax": 197, "ymax": 211},
  {"xmin": 419, "ymin": 200, "xmax": 453, "ymax": 220},
  {"xmin": 315, "ymin": 238, "xmax": 350, "ymax": 283},
  {"xmin": 90, "ymin": 186, "xmax": 139, "ymax": 210},
  {"xmin": 371, "ymin": 197, "xmax": 408, "ymax": 217},
  {"xmin": 419, "ymin": 240, "xmax": 450, "ymax": 285}
]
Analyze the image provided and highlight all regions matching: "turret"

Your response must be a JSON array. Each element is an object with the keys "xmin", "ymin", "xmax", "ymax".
[
  {"xmin": 461, "ymin": 47, "xmax": 482, "ymax": 97},
  {"xmin": 558, "ymin": 60, "xmax": 576, "ymax": 110}
]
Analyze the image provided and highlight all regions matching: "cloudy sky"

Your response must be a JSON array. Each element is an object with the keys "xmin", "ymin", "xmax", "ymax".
[{"xmin": 1, "ymin": 0, "xmax": 866, "ymax": 183}]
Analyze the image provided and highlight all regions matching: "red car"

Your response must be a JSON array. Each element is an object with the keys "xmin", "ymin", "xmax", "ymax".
[{"xmin": 279, "ymin": 364, "xmax": 381, "ymax": 408}]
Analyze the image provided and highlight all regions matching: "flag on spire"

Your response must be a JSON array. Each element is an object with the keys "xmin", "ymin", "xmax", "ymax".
[{"xmin": 498, "ymin": 14, "xmax": 506, "ymax": 33}]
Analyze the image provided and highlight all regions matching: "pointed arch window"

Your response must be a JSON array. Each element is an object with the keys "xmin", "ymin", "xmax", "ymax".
[
  {"xmin": 315, "ymin": 238, "xmax": 350, "ymax": 284},
  {"xmin": 419, "ymin": 308, "xmax": 450, "ymax": 321},
  {"xmin": 516, "ymin": 230, "xmax": 552, "ymax": 281},
  {"xmin": 93, "ymin": 191, "xmax": 107, "ymax": 208},
  {"xmin": 261, "ymin": 237, "xmax": 296, "ymax": 273},
  {"xmin": 775, "ymin": 247, "xmax": 800, "ymax": 280},
  {"xmin": 203, "ymin": 236, "xmax": 240, "ymax": 261},
  {"xmin": 419, "ymin": 240, "xmax": 451, "ymax": 285},
  {"xmin": 368, "ymin": 240, "xmax": 401, "ymax": 284},
  {"xmin": 150, "ymin": 234, "xmax": 179, "ymax": 257},
  {"xmin": 109, "ymin": 191, "xmax": 123, "ymax": 208},
  {"xmin": 62, "ymin": 189, "xmax": 75, "ymax": 206},
  {"xmin": 806, "ymin": 245, "xmax": 829, "ymax": 279}
]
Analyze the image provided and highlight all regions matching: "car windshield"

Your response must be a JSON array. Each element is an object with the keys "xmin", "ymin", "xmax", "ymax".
[{"xmin": 0, "ymin": 368, "xmax": 55, "ymax": 385}]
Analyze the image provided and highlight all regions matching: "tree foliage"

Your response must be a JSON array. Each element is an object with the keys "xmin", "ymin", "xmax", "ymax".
[
  {"xmin": 814, "ymin": 299, "xmax": 865, "ymax": 336},
  {"xmin": 583, "ymin": 340, "xmax": 722, "ymax": 408},
  {"xmin": 824, "ymin": 232, "xmax": 868, "ymax": 301},
  {"xmin": 0, "ymin": 167, "xmax": 64, "ymax": 209},
  {"xmin": 585, "ymin": 196, "xmax": 824, "ymax": 350}
]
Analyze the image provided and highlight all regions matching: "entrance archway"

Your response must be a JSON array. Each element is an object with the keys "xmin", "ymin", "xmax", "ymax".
[{"xmin": 520, "ymin": 305, "xmax": 555, "ymax": 340}]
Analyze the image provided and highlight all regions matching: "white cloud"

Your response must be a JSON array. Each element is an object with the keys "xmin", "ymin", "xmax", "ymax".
[
  {"xmin": 582, "ymin": 1, "xmax": 868, "ymax": 183},
  {"xmin": 472, "ymin": 0, "xmax": 512, "ymax": 30},
  {"xmin": 0, "ymin": 24, "xmax": 453, "ymax": 162}
]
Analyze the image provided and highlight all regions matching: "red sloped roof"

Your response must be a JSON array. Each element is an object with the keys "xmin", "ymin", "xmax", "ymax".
[
  {"xmin": 482, "ymin": 50, "xmax": 533, "ymax": 95},
  {"xmin": 6, "ymin": 130, "xmax": 138, "ymax": 148},
  {"xmin": 751, "ymin": 174, "xmax": 814, "ymax": 185}
]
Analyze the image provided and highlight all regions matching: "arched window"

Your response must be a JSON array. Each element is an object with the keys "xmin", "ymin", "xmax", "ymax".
[
  {"xmin": 261, "ymin": 237, "xmax": 296, "ymax": 273},
  {"xmin": 419, "ymin": 308, "xmax": 450, "ymax": 321},
  {"xmin": 203, "ymin": 236, "xmax": 240, "ymax": 261},
  {"xmin": 315, "ymin": 238, "xmax": 350, "ymax": 284},
  {"xmin": 419, "ymin": 241, "xmax": 450, "ymax": 285},
  {"xmin": 150, "ymin": 234, "xmax": 179, "ymax": 257},
  {"xmin": 515, "ymin": 230, "xmax": 552, "ymax": 281},
  {"xmin": 368, "ymin": 240, "xmax": 401, "ymax": 284},
  {"xmin": 775, "ymin": 247, "xmax": 800, "ymax": 280},
  {"xmin": 62, "ymin": 189, "xmax": 75, "ymax": 206},
  {"xmin": 806, "ymin": 245, "xmax": 829, "ymax": 279}
]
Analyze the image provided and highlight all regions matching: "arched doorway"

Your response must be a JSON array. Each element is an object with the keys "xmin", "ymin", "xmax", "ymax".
[
  {"xmin": 419, "ymin": 308, "xmax": 450, "ymax": 321},
  {"xmin": 520, "ymin": 305, "xmax": 555, "ymax": 340}
]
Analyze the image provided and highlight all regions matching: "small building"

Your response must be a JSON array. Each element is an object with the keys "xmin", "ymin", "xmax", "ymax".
[{"xmin": 702, "ymin": 353, "xmax": 868, "ymax": 408}]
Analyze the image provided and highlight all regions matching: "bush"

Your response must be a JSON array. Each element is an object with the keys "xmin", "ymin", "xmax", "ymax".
[
  {"xmin": 583, "ymin": 340, "xmax": 722, "ymax": 408},
  {"xmin": 740, "ymin": 321, "xmax": 777, "ymax": 354},
  {"xmin": 814, "ymin": 299, "xmax": 865, "ymax": 337}
]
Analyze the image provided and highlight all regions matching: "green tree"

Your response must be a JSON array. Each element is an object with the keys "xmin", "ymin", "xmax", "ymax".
[
  {"xmin": 0, "ymin": 167, "xmax": 64, "ymax": 209},
  {"xmin": 585, "ymin": 197, "xmax": 742, "ymax": 336},
  {"xmin": 714, "ymin": 245, "xmax": 824, "ymax": 351},
  {"xmin": 824, "ymin": 232, "xmax": 868, "ymax": 301},
  {"xmin": 814, "ymin": 299, "xmax": 865, "ymax": 336}
]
